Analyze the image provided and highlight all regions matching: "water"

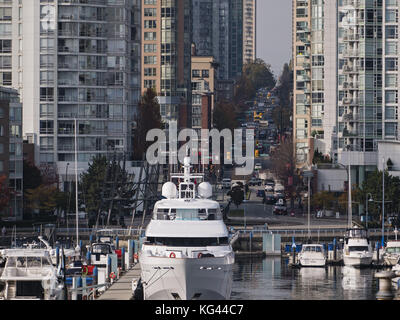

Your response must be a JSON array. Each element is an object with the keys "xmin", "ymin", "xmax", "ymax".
[{"xmin": 231, "ymin": 257, "xmax": 380, "ymax": 300}]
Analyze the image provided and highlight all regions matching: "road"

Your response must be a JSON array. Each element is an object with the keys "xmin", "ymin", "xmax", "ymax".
[{"xmin": 223, "ymin": 184, "xmax": 349, "ymax": 228}]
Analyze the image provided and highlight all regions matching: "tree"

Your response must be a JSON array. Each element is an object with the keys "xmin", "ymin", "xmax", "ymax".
[
  {"xmin": 273, "ymin": 62, "xmax": 293, "ymax": 134},
  {"xmin": 227, "ymin": 185, "xmax": 244, "ymax": 208},
  {"xmin": 312, "ymin": 191, "xmax": 336, "ymax": 211},
  {"xmin": 213, "ymin": 100, "xmax": 238, "ymax": 132},
  {"xmin": 24, "ymin": 185, "xmax": 58, "ymax": 214},
  {"xmin": 80, "ymin": 155, "xmax": 134, "ymax": 226},
  {"xmin": 79, "ymin": 155, "xmax": 108, "ymax": 216},
  {"xmin": 234, "ymin": 59, "xmax": 276, "ymax": 105},
  {"xmin": 355, "ymin": 170, "xmax": 400, "ymax": 222},
  {"xmin": 133, "ymin": 88, "xmax": 163, "ymax": 160},
  {"xmin": 23, "ymin": 160, "xmax": 42, "ymax": 191}
]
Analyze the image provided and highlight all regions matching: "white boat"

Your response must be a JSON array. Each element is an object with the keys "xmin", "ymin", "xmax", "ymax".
[
  {"xmin": 139, "ymin": 156, "xmax": 234, "ymax": 300},
  {"xmin": 0, "ymin": 248, "xmax": 64, "ymax": 300},
  {"xmin": 382, "ymin": 241, "xmax": 400, "ymax": 266},
  {"xmin": 298, "ymin": 244, "xmax": 326, "ymax": 267},
  {"xmin": 342, "ymin": 227, "xmax": 373, "ymax": 267}
]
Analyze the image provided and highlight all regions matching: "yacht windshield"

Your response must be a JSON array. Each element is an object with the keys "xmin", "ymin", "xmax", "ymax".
[
  {"xmin": 155, "ymin": 208, "xmax": 220, "ymax": 221},
  {"xmin": 386, "ymin": 247, "xmax": 400, "ymax": 254},
  {"xmin": 349, "ymin": 246, "xmax": 369, "ymax": 252},
  {"xmin": 303, "ymin": 246, "xmax": 322, "ymax": 252},
  {"xmin": 146, "ymin": 237, "xmax": 229, "ymax": 247},
  {"xmin": 7, "ymin": 256, "xmax": 51, "ymax": 268},
  {"xmin": 92, "ymin": 244, "xmax": 111, "ymax": 254}
]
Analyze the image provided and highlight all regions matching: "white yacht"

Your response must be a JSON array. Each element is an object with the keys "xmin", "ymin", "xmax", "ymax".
[
  {"xmin": 0, "ymin": 248, "xmax": 64, "ymax": 300},
  {"xmin": 298, "ymin": 244, "xmax": 326, "ymax": 267},
  {"xmin": 139, "ymin": 156, "xmax": 234, "ymax": 300},
  {"xmin": 342, "ymin": 228, "xmax": 373, "ymax": 267},
  {"xmin": 382, "ymin": 241, "xmax": 400, "ymax": 266}
]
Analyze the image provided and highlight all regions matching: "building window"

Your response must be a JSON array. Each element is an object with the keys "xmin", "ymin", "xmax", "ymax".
[
  {"xmin": 144, "ymin": 68, "xmax": 156, "ymax": 76},
  {"xmin": 144, "ymin": 32, "xmax": 157, "ymax": 41},
  {"xmin": 144, "ymin": 8, "xmax": 157, "ymax": 17},
  {"xmin": 144, "ymin": 79, "xmax": 156, "ymax": 89}
]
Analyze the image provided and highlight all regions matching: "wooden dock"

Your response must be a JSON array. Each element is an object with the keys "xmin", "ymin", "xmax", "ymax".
[{"xmin": 96, "ymin": 264, "xmax": 141, "ymax": 300}]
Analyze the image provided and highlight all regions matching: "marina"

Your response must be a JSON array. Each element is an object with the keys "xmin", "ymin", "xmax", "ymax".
[{"xmin": 1, "ymin": 223, "xmax": 399, "ymax": 300}]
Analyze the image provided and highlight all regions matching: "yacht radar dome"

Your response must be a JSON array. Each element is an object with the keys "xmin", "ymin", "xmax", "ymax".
[
  {"xmin": 162, "ymin": 182, "xmax": 178, "ymax": 199},
  {"xmin": 198, "ymin": 182, "xmax": 213, "ymax": 199}
]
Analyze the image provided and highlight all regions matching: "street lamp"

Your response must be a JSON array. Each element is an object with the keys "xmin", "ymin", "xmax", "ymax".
[
  {"xmin": 366, "ymin": 193, "xmax": 373, "ymax": 230},
  {"xmin": 298, "ymin": 145, "xmax": 312, "ymax": 240},
  {"xmin": 382, "ymin": 157, "xmax": 386, "ymax": 248}
]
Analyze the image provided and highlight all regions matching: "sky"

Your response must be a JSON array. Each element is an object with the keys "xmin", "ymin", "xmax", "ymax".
[{"xmin": 256, "ymin": 0, "xmax": 292, "ymax": 80}]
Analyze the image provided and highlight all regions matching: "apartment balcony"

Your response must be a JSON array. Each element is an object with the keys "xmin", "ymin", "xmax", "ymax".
[
  {"xmin": 343, "ymin": 65, "xmax": 360, "ymax": 74},
  {"xmin": 342, "ymin": 129, "xmax": 359, "ymax": 137},
  {"xmin": 58, "ymin": 63, "xmax": 78, "ymax": 70},
  {"xmin": 58, "ymin": 46, "xmax": 78, "ymax": 54},
  {"xmin": 342, "ymin": 50, "xmax": 360, "ymax": 58},
  {"xmin": 296, "ymin": 74, "xmax": 310, "ymax": 82},
  {"xmin": 58, "ymin": 0, "xmax": 107, "ymax": 6}
]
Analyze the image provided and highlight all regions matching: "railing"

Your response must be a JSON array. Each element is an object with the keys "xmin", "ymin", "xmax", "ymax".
[{"xmin": 236, "ymin": 228, "xmax": 393, "ymax": 239}]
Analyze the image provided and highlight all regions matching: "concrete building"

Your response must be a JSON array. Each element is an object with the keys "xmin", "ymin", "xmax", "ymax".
[
  {"xmin": 191, "ymin": 0, "xmax": 230, "ymax": 81},
  {"xmin": 242, "ymin": 0, "xmax": 256, "ymax": 65},
  {"xmin": 0, "ymin": 87, "xmax": 22, "ymax": 220},
  {"xmin": 292, "ymin": 0, "xmax": 313, "ymax": 167},
  {"xmin": 293, "ymin": 0, "xmax": 400, "ymax": 192},
  {"xmin": 141, "ymin": 0, "xmax": 192, "ymax": 129},
  {"xmin": 0, "ymin": 0, "xmax": 141, "ymax": 189},
  {"xmin": 191, "ymin": 53, "xmax": 217, "ymax": 130}
]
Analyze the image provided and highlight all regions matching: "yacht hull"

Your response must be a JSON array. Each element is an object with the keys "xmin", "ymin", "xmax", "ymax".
[
  {"xmin": 383, "ymin": 254, "xmax": 400, "ymax": 266},
  {"xmin": 343, "ymin": 255, "xmax": 373, "ymax": 267},
  {"xmin": 140, "ymin": 254, "xmax": 234, "ymax": 300},
  {"xmin": 299, "ymin": 256, "xmax": 326, "ymax": 267}
]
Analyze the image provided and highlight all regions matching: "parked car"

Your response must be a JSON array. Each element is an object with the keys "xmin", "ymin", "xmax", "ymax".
[{"xmin": 273, "ymin": 205, "xmax": 288, "ymax": 215}]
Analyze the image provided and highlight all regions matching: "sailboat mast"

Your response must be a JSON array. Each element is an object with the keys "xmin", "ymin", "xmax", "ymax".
[{"xmin": 74, "ymin": 118, "xmax": 79, "ymax": 246}]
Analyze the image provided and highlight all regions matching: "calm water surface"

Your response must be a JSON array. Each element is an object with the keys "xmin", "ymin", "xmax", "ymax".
[{"xmin": 231, "ymin": 257, "xmax": 380, "ymax": 300}]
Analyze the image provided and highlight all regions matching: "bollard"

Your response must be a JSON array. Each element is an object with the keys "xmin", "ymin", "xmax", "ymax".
[
  {"xmin": 375, "ymin": 271, "xmax": 396, "ymax": 300},
  {"xmin": 77, "ymin": 276, "xmax": 83, "ymax": 300},
  {"xmin": 121, "ymin": 247, "xmax": 125, "ymax": 272},
  {"xmin": 86, "ymin": 251, "xmax": 91, "ymax": 264},
  {"xmin": 72, "ymin": 277, "xmax": 78, "ymax": 300},
  {"xmin": 292, "ymin": 246, "xmax": 296, "ymax": 265},
  {"xmin": 376, "ymin": 242, "xmax": 380, "ymax": 264},
  {"xmin": 107, "ymin": 256, "xmax": 112, "ymax": 283},
  {"xmin": 93, "ymin": 267, "xmax": 98, "ymax": 299},
  {"xmin": 333, "ymin": 238, "xmax": 337, "ymax": 262},
  {"xmin": 56, "ymin": 247, "xmax": 60, "ymax": 267},
  {"xmin": 82, "ymin": 276, "xmax": 87, "ymax": 300}
]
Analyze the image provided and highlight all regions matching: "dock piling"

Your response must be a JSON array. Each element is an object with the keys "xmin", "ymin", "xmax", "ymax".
[{"xmin": 375, "ymin": 271, "xmax": 396, "ymax": 300}]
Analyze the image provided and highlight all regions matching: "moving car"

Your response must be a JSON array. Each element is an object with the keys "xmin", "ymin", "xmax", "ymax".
[
  {"xmin": 273, "ymin": 204, "xmax": 288, "ymax": 215},
  {"xmin": 222, "ymin": 178, "xmax": 232, "ymax": 189},
  {"xmin": 255, "ymin": 163, "xmax": 262, "ymax": 170},
  {"xmin": 257, "ymin": 190, "xmax": 265, "ymax": 198},
  {"xmin": 249, "ymin": 177, "xmax": 262, "ymax": 186},
  {"xmin": 265, "ymin": 194, "xmax": 276, "ymax": 205}
]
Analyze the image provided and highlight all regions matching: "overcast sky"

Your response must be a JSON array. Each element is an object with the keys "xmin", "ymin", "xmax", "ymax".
[{"xmin": 256, "ymin": 0, "xmax": 292, "ymax": 80}]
